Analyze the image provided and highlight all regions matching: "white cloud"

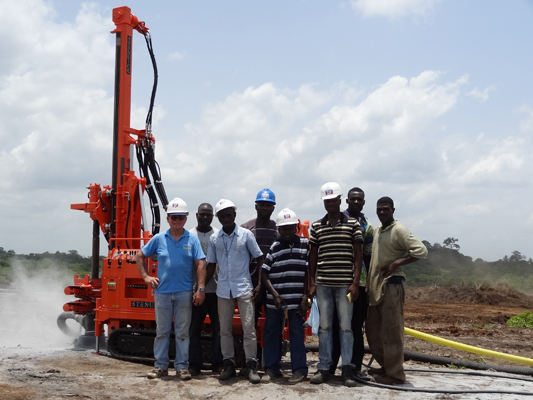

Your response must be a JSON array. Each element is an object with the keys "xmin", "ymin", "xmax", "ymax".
[
  {"xmin": 452, "ymin": 137, "xmax": 525, "ymax": 186},
  {"xmin": 468, "ymin": 86, "xmax": 495, "ymax": 102},
  {"xmin": 1, "ymin": 0, "xmax": 532, "ymax": 264},
  {"xmin": 519, "ymin": 104, "xmax": 533, "ymax": 132},
  {"xmin": 168, "ymin": 51, "xmax": 184, "ymax": 61},
  {"xmin": 351, "ymin": 0, "xmax": 441, "ymax": 19}
]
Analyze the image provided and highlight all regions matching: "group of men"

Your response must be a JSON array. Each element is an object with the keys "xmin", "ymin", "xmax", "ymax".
[{"xmin": 136, "ymin": 183, "xmax": 428, "ymax": 387}]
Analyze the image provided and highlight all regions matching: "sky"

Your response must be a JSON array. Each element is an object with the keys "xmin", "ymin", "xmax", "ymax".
[{"xmin": 0, "ymin": 0, "xmax": 532, "ymax": 262}]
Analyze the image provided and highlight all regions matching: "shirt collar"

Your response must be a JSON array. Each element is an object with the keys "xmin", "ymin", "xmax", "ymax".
[
  {"xmin": 380, "ymin": 219, "xmax": 398, "ymax": 232},
  {"xmin": 279, "ymin": 235, "xmax": 301, "ymax": 247},
  {"xmin": 320, "ymin": 212, "xmax": 348, "ymax": 226},
  {"xmin": 343, "ymin": 209, "xmax": 365, "ymax": 222},
  {"xmin": 164, "ymin": 229, "xmax": 189, "ymax": 240},
  {"xmin": 220, "ymin": 223, "xmax": 239, "ymax": 237}
]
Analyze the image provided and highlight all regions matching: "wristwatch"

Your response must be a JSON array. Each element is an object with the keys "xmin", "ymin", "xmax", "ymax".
[{"xmin": 198, "ymin": 287, "xmax": 205, "ymax": 292}]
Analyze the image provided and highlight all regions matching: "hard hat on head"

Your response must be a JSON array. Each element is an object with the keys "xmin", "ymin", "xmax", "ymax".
[
  {"xmin": 167, "ymin": 198, "xmax": 189, "ymax": 215},
  {"xmin": 276, "ymin": 208, "xmax": 299, "ymax": 227},
  {"xmin": 215, "ymin": 199, "xmax": 237, "ymax": 216},
  {"xmin": 256, "ymin": 188, "xmax": 276, "ymax": 204},
  {"xmin": 320, "ymin": 182, "xmax": 342, "ymax": 200}
]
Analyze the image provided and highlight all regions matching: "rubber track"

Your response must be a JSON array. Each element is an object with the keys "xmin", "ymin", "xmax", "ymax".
[{"xmin": 107, "ymin": 327, "xmax": 159, "ymax": 363}]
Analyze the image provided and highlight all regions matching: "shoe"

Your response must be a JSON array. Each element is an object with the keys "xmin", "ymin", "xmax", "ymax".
[
  {"xmin": 176, "ymin": 369, "xmax": 192, "ymax": 381},
  {"xmin": 246, "ymin": 360, "xmax": 260, "ymax": 384},
  {"xmin": 367, "ymin": 366, "xmax": 385, "ymax": 376},
  {"xmin": 354, "ymin": 370, "xmax": 371, "ymax": 382},
  {"xmin": 212, "ymin": 364, "xmax": 224, "ymax": 374},
  {"xmin": 371, "ymin": 373, "xmax": 405, "ymax": 385},
  {"xmin": 310, "ymin": 370, "xmax": 330, "ymax": 384},
  {"xmin": 189, "ymin": 366, "xmax": 201, "ymax": 376},
  {"xmin": 147, "ymin": 368, "xmax": 168, "ymax": 379},
  {"xmin": 218, "ymin": 359, "xmax": 236, "ymax": 380},
  {"xmin": 261, "ymin": 369, "xmax": 283, "ymax": 383},
  {"xmin": 341, "ymin": 365, "xmax": 357, "ymax": 387},
  {"xmin": 288, "ymin": 371, "xmax": 306, "ymax": 384}
]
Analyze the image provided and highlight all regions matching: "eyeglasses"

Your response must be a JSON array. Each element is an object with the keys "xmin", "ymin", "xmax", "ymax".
[{"xmin": 169, "ymin": 215, "xmax": 186, "ymax": 221}]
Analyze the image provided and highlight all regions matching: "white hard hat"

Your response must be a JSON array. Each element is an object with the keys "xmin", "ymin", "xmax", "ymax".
[
  {"xmin": 215, "ymin": 199, "xmax": 237, "ymax": 216},
  {"xmin": 320, "ymin": 182, "xmax": 342, "ymax": 200},
  {"xmin": 167, "ymin": 197, "xmax": 189, "ymax": 215},
  {"xmin": 276, "ymin": 208, "xmax": 299, "ymax": 227}
]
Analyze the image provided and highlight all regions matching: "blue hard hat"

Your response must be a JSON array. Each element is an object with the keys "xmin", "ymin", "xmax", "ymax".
[{"xmin": 256, "ymin": 188, "xmax": 276, "ymax": 204}]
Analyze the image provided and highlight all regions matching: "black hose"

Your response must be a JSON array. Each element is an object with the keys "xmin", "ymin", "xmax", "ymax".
[
  {"xmin": 403, "ymin": 349, "xmax": 533, "ymax": 376},
  {"xmin": 305, "ymin": 343, "xmax": 533, "ymax": 394},
  {"xmin": 354, "ymin": 376, "xmax": 533, "ymax": 395},
  {"xmin": 305, "ymin": 344, "xmax": 533, "ymax": 377}
]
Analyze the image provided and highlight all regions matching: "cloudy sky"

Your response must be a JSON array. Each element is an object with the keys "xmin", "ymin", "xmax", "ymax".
[{"xmin": 1, "ymin": 0, "xmax": 532, "ymax": 262}]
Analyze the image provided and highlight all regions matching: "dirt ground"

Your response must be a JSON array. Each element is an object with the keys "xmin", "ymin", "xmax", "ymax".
[{"xmin": 1, "ymin": 283, "xmax": 533, "ymax": 399}]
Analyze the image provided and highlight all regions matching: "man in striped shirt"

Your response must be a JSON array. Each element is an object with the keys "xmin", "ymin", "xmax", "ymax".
[
  {"xmin": 308, "ymin": 182, "xmax": 363, "ymax": 387},
  {"xmin": 261, "ymin": 208, "xmax": 309, "ymax": 384}
]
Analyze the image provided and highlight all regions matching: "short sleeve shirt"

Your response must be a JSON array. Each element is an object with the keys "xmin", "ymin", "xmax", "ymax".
[
  {"xmin": 189, "ymin": 227, "xmax": 219, "ymax": 293},
  {"xmin": 141, "ymin": 229, "xmax": 205, "ymax": 293},
  {"xmin": 309, "ymin": 213, "xmax": 363, "ymax": 287},
  {"xmin": 206, "ymin": 224, "xmax": 263, "ymax": 299},
  {"xmin": 262, "ymin": 236, "xmax": 309, "ymax": 310}
]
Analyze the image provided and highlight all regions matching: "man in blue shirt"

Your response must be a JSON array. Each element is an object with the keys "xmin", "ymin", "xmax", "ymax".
[
  {"xmin": 136, "ymin": 198, "xmax": 206, "ymax": 381},
  {"xmin": 206, "ymin": 199, "xmax": 264, "ymax": 384}
]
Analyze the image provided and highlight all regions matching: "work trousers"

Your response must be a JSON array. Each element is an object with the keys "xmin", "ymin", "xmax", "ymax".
[
  {"xmin": 189, "ymin": 292, "xmax": 223, "ymax": 370},
  {"xmin": 218, "ymin": 291, "xmax": 257, "ymax": 364},
  {"xmin": 366, "ymin": 281, "xmax": 406, "ymax": 382}
]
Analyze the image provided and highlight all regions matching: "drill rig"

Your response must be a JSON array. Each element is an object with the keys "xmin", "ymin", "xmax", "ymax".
[
  {"xmin": 60, "ymin": 6, "xmax": 313, "ymax": 364},
  {"xmin": 61, "ymin": 6, "xmax": 171, "ymax": 362}
]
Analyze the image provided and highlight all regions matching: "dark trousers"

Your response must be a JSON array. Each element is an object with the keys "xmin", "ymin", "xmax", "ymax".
[
  {"xmin": 189, "ymin": 293, "xmax": 223, "ymax": 370},
  {"xmin": 330, "ymin": 287, "xmax": 367, "ymax": 373},
  {"xmin": 264, "ymin": 307, "xmax": 308, "ymax": 375}
]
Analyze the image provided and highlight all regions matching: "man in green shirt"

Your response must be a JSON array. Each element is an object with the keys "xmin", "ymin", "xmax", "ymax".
[{"xmin": 366, "ymin": 197, "xmax": 427, "ymax": 385}]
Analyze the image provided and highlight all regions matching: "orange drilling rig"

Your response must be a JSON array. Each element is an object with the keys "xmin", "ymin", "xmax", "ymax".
[
  {"xmin": 60, "ymin": 6, "xmax": 171, "ymax": 362},
  {"xmin": 59, "ymin": 6, "xmax": 312, "ymax": 365}
]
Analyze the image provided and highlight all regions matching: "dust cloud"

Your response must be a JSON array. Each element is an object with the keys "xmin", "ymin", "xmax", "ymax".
[{"xmin": 0, "ymin": 260, "xmax": 80, "ymax": 350}]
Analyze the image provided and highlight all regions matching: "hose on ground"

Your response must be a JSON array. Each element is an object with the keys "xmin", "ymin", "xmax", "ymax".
[{"xmin": 305, "ymin": 344, "xmax": 533, "ymax": 376}]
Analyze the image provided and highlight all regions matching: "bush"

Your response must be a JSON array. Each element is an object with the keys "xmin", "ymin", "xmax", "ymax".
[{"xmin": 506, "ymin": 310, "xmax": 533, "ymax": 328}]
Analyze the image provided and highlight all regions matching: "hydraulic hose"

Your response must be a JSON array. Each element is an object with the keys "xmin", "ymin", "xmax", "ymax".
[
  {"xmin": 57, "ymin": 312, "xmax": 84, "ymax": 338},
  {"xmin": 304, "ymin": 344, "xmax": 533, "ymax": 376}
]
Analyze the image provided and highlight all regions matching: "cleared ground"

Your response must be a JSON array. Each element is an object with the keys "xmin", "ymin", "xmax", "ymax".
[{"xmin": 1, "ymin": 284, "xmax": 533, "ymax": 399}]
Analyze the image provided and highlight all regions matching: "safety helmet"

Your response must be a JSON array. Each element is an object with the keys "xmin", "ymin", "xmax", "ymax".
[
  {"xmin": 255, "ymin": 188, "xmax": 276, "ymax": 204},
  {"xmin": 320, "ymin": 182, "xmax": 342, "ymax": 200},
  {"xmin": 276, "ymin": 208, "xmax": 299, "ymax": 227},
  {"xmin": 167, "ymin": 198, "xmax": 189, "ymax": 215},
  {"xmin": 215, "ymin": 199, "xmax": 237, "ymax": 216}
]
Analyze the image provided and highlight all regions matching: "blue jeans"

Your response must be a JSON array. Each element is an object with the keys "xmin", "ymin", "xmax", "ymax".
[
  {"xmin": 316, "ymin": 285, "xmax": 354, "ymax": 370},
  {"xmin": 154, "ymin": 291, "xmax": 193, "ymax": 370},
  {"xmin": 264, "ymin": 307, "xmax": 308, "ymax": 375}
]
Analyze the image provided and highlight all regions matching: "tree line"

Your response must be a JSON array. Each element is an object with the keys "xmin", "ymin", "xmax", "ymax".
[
  {"xmin": 408, "ymin": 238, "xmax": 533, "ymax": 293},
  {"xmin": 1, "ymin": 242, "xmax": 531, "ymax": 293},
  {"xmin": 0, "ymin": 247, "xmax": 99, "ymax": 284}
]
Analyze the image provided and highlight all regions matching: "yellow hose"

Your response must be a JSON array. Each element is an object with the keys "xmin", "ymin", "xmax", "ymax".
[{"xmin": 405, "ymin": 327, "xmax": 533, "ymax": 366}]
